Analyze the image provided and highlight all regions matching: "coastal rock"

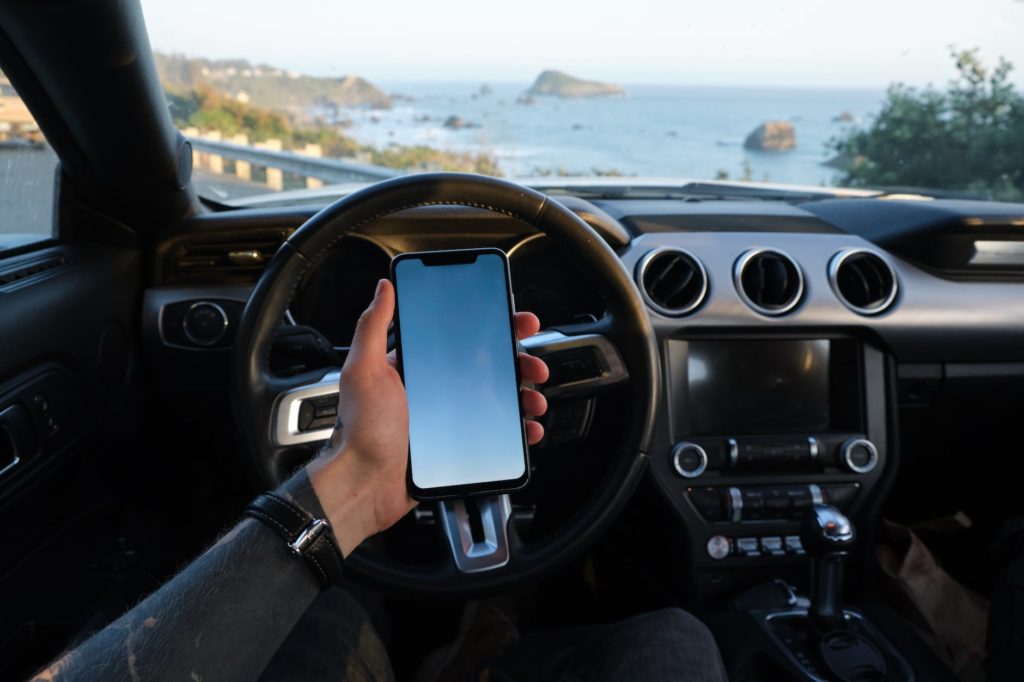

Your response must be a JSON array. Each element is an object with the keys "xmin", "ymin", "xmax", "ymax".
[
  {"xmin": 833, "ymin": 111, "xmax": 857, "ymax": 123},
  {"xmin": 443, "ymin": 115, "xmax": 479, "ymax": 130},
  {"xmin": 515, "ymin": 94, "xmax": 536, "ymax": 106},
  {"xmin": 525, "ymin": 70, "xmax": 623, "ymax": 98},
  {"xmin": 743, "ymin": 121, "xmax": 796, "ymax": 151}
]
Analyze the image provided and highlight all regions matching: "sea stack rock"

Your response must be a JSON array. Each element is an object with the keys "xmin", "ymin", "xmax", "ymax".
[
  {"xmin": 744, "ymin": 121, "xmax": 796, "ymax": 151},
  {"xmin": 526, "ymin": 70, "xmax": 623, "ymax": 98}
]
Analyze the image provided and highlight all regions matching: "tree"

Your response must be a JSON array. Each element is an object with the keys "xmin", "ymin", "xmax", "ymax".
[{"xmin": 832, "ymin": 49, "xmax": 1024, "ymax": 200}]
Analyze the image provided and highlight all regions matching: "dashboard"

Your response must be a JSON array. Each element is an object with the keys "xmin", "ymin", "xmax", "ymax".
[{"xmin": 142, "ymin": 188, "xmax": 1024, "ymax": 598}]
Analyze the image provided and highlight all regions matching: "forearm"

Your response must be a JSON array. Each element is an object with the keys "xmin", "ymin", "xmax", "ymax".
[{"xmin": 31, "ymin": 472, "xmax": 328, "ymax": 682}]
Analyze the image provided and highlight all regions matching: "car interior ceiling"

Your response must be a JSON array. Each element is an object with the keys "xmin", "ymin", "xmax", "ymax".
[{"xmin": 2, "ymin": 1, "xmax": 1024, "ymax": 681}]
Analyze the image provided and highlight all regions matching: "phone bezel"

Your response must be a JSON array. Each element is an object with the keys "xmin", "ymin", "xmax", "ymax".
[{"xmin": 390, "ymin": 247, "xmax": 531, "ymax": 501}]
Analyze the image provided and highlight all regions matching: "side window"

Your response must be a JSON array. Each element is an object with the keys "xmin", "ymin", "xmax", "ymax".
[{"xmin": 0, "ymin": 69, "xmax": 57, "ymax": 253}]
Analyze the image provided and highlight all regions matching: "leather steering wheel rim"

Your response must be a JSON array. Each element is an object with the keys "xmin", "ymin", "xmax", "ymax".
[{"xmin": 231, "ymin": 172, "xmax": 659, "ymax": 595}]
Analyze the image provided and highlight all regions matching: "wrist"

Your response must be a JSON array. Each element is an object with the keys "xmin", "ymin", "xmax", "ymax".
[{"xmin": 307, "ymin": 446, "xmax": 382, "ymax": 557}]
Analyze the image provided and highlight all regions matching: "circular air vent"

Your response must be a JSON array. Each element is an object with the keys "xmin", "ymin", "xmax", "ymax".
[
  {"xmin": 734, "ymin": 249, "xmax": 804, "ymax": 316},
  {"xmin": 636, "ymin": 247, "xmax": 709, "ymax": 316},
  {"xmin": 829, "ymin": 249, "xmax": 898, "ymax": 315}
]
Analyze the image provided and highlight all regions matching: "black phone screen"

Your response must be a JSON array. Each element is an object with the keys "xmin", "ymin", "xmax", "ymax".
[{"xmin": 392, "ymin": 248, "xmax": 528, "ymax": 498}]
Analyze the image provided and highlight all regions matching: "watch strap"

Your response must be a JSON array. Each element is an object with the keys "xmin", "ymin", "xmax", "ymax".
[{"xmin": 245, "ymin": 492, "xmax": 344, "ymax": 588}]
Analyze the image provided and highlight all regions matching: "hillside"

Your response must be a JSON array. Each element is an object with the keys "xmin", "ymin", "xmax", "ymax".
[
  {"xmin": 525, "ymin": 70, "xmax": 623, "ymax": 98},
  {"xmin": 154, "ymin": 52, "xmax": 391, "ymax": 113}
]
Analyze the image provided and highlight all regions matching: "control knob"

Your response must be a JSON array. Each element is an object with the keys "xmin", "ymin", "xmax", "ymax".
[
  {"xmin": 182, "ymin": 301, "xmax": 229, "ymax": 347},
  {"xmin": 840, "ymin": 438, "xmax": 878, "ymax": 474},
  {"xmin": 672, "ymin": 442, "xmax": 708, "ymax": 479}
]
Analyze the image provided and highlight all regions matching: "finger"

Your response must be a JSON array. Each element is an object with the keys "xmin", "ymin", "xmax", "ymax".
[
  {"xmin": 348, "ymin": 279, "xmax": 394, "ymax": 364},
  {"xmin": 514, "ymin": 311, "xmax": 540, "ymax": 341},
  {"xmin": 521, "ymin": 388, "xmax": 547, "ymax": 417},
  {"xmin": 518, "ymin": 352, "xmax": 549, "ymax": 385},
  {"xmin": 525, "ymin": 420, "xmax": 545, "ymax": 445}
]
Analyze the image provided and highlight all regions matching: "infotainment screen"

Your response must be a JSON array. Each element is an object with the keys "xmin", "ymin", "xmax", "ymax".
[{"xmin": 686, "ymin": 339, "xmax": 833, "ymax": 435}]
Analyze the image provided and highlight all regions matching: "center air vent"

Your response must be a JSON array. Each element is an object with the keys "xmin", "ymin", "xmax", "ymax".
[
  {"xmin": 734, "ymin": 248, "xmax": 804, "ymax": 315},
  {"xmin": 636, "ymin": 247, "xmax": 708, "ymax": 316},
  {"xmin": 829, "ymin": 249, "xmax": 898, "ymax": 315}
]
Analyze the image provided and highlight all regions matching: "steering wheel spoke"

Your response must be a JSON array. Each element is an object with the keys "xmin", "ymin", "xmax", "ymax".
[
  {"xmin": 438, "ymin": 494, "xmax": 515, "ymax": 574},
  {"xmin": 520, "ymin": 322, "xmax": 628, "ymax": 400},
  {"xmin": 269, "ymin": 368, "xmax": 341, "ymax": 447}
]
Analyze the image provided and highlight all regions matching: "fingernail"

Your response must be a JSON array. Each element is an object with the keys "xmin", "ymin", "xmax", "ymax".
[{"xmin": 375, "ymin": 279, "xmax": 385, "ymax": 298}]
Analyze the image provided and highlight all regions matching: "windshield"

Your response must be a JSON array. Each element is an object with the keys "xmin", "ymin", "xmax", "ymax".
[{"xmin": 140, "ymin": 0, "xmax": 1024, "ymax": 203}]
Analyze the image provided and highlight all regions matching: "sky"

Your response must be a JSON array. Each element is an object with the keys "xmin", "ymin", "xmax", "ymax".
[{"xmin": 139, "ymin": 0, "xmax": 1024, "ymax": 88}]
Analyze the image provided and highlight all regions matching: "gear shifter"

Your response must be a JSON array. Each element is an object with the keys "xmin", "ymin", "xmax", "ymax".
[{"xmin": 800, "ymin": 504, "xmax": 855, "ymax": 633}]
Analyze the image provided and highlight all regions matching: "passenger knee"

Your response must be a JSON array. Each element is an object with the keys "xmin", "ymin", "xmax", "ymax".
[{"xmin": 637, "ymin": 607, "xmax": 716, "ymax": 646}]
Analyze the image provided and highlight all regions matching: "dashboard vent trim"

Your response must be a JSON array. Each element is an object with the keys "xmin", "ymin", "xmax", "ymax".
[
  {"xmin": 733, "ymin": 248, "xmax": 804, "ymax": 316},
  {"xmin": 828, "ymin": 249, "xmax": 898, "ymax": 315},
  {"xmin": 170, "ymin": 231, "xmax": 288, "ymax": 282},
  {"xmin": 635, "ymin": 247, "xmax": 709, "ymax": 317}
]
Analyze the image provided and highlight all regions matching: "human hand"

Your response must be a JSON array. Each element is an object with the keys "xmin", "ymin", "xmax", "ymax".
[{"xmin": 308, "ymin": 278, "xmax": 549, "ymax": 556}]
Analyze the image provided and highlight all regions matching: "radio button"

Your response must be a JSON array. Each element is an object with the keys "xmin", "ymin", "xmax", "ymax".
[
  {"xmin": 784, "ymin": 535, "xmax": 806, "ymax": 555},
  {"xmin": 736, "ymin": 537, "xmax": 761, "ymax": 556},
  {"xmin": 761, "ymin": 536, "xmax": 786, "ymax": 556}
]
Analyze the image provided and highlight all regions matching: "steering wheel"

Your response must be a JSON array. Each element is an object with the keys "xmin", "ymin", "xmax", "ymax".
[{"xmin": 231, "ymin": 173, "xmax": 658, "ymax": 595}]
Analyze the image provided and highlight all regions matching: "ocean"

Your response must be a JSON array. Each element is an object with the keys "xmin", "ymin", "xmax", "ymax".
[{"xmin": 340, "ymin": 82, "xmax": 886, "ymax": 186}]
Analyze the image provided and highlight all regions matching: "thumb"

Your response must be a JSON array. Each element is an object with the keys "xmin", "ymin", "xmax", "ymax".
[{"xmin": 349, "ymin": 279, "xmax": 394, "ymax": 363}]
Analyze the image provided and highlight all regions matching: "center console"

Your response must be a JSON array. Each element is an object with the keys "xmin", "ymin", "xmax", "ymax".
[{"xmin": 653, "ymin": 334, "xmax": 890, "ymax": 596}]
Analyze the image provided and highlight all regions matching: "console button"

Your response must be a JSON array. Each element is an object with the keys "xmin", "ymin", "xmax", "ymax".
[
  {"xmin": 672, "ymin": 442, "xmax": 708, "ymax": 479},
  {"xmin": 689, "ymin": 489, "xmax": 727, "ymax": 522},
  {"xmin": 840, "ymin": 438, "xmax": 879, "ymax": 474},
  {"xmin": 824, "ymin": 484, "xmax": 859, "ymax": 511},
  {"xmin": 761, "ymin": 536, "xmax": 785, "ymax": 556},
  {"xmin": 741, "ymin": 489, "xmax": 765, "ymax": 520},
  {"xmin": 784, "ymin": 535, "xmax": 805, "ymax": 555},
  {"xmin": 736, "ymin": 537, "xmax": 761, "ymax": 556},
  {"xmin": 763, "ymin": 488, "xmax": 791, "ymax": 515},
  {"xmin": 182, "ymin": 301, "xmax": 229, "ymax": 347},
  {"xmin": 706, "ymin": 535, "xmax": 731, "ymax": 560}
]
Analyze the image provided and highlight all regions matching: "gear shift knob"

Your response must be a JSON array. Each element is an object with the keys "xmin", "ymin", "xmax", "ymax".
[{"xmin": 801, "ymin": 504, "xmax": 855, "ymax": 632}]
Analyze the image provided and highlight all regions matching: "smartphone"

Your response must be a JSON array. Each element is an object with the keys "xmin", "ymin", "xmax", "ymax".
[{"xmin": 390, "ymin": 247, "xmax": 530, "ymax": 501}]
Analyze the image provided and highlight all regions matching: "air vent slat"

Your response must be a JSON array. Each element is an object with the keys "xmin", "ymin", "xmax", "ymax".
[
  {"xmin": 169, "ymin": 231, "xmax": 288, "ymax": 283},
  {"xmin": 829, "ymin": 250, "xmax": 898, "ymax": 315},
  {"xmin": 636, "ymin": 248, "xmax": 708, "ymax": 316},
  {"xmin": 734, "ymin": 249, "xmax": 803, "ymax": 316}
]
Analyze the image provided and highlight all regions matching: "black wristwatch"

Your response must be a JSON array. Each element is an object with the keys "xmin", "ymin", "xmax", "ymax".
[{"xmin": 245, "ymin": 492, "xmax": 344, "ymax": 589}]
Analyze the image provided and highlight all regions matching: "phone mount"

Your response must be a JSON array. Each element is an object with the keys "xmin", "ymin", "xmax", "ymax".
[{"xmin": 439, "ymin": 494, "xmax": 513, "ymax": 573}]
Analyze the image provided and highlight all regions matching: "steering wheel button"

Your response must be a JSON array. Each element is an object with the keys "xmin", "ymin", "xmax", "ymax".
[{"xmin": 706, "ymin": 535, "xmax": 731, "ymax": 560}]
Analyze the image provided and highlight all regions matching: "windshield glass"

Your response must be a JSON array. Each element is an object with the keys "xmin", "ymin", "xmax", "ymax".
[{"xmin": 140, "ymin": 0, "xmax": 1024, "ymax": 203}]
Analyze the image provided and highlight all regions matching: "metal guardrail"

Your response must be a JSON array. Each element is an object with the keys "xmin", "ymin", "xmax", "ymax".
[{"xmin": 188, "ymin": 137, "xmax": 401, "ymax": 185}]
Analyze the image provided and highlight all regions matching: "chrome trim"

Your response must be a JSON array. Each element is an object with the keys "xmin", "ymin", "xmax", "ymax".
[
  {"xmin": 671, "ymin": 442, "xmax": 708, "ymax": 479},
  {"xmin": 635, "ymin": 246, "xmax": 709, "ymax": 317},
  {"xmin": 439, "ymin": 494, "xmax": 512, "ymax": 573},
  {"xmin": 519, "ymin": 331, "xmax": 628, "ymax": 399},
  {"xmin": 727, "ymin": 438, "xmax": 739, "ymax": 468},
  {"xmin": 728, "ymin": 486, "xmax": 744, "ymax": 523},
  {"xmin": 288, "ymin": 518, "xmax": 329, "ymax": 555},
  {"xmin": 273, "ymin": 370, "xmax": 341, "ymax": 446},
  {"xmin": 809, "ymin": 503, "xmax": 855, "ymax": 543},
  {"xmin": 808, "ymin": 484, "xmax": 824, "ymax": 506},
  {"xmin": 706, "ymin": 534, "xmax": 731, "ymax": 560},
  {"xmin": 827, "ymin": 248, "xmax": 899, "ymax": 316},
  {"xmin": 841, "ymin": 437, "xmax": 879, "ymax": 474},
  {"xmin": 182, "ymin": 301, "xmax": 229, "ymax": 347},
  {"xmin": 733, "ymin": 248, "xmax": 804, "ymax": 316},
  {"xmin": 808, "ymin": 437, "xmax": 819, "ymax": 460},
  {"xmin": 505, "ymin": 231, "xmax": 546, "ymax": 259},
  {"xmin": 0, "ymin": 454, "xmax": 19, "ymax": 480}
]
